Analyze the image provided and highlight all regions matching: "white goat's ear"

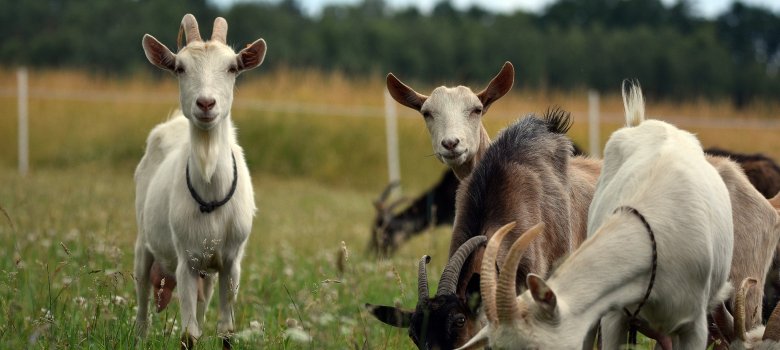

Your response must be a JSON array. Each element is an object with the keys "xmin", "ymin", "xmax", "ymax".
[
  {"xmin": 476, "ymin": 61, "xmax": 514, "ymax": 114},
  {"xmin": 142, "ymin": 34, "xmax": 176, "ymax": 72},
  {"xmin": 455, "ymin": 326, "xmax": 489, "ymax": 350},
  {"xmin": 527, "ymin": 273, "xmax": 557, "ymax": 315},
  {"xmin": 386, "ymin": 73, "xmax": 428, "ymax": 111},
  {"xmin": 237, "ymin": 39, "xmax": 267, "ymax": 72}
]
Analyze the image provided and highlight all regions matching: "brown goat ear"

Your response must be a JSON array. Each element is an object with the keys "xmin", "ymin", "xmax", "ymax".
[
  {"xmin": 387, "ymin": 73, "xmax": 428, "ymax": 111},
  {"xmin": 527, "ymin": 273, "xmax": 557, "ymax": 315},
  {"xmin": 237, "ymin": 39, "xmax": 267, "ymax": 72},
  {"xmin": 142, "ymin": 34, "xmax": 176, "ymax": 72},
  {"xmin": 365, "ymin": 303, "xmax": 413, "ymax": 328},
  {"xmin": 476, "ymin": 61, "xmax": 514, "ymax": 114}
]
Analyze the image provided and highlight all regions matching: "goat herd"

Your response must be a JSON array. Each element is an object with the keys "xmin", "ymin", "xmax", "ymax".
[{"xmin": 131, "ymin": 14, "xmax": 780, "ymax": 350}]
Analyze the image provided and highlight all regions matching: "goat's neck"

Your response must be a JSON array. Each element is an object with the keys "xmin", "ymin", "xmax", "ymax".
[
  {"xmin": 452, "ymin": 123, "xmax": 491, "ymax": 180},
  {"xmin": 543, "ymin": 218, "xmax": 652, "ymax": 336},
  {"xmin": 188, "ymin": 116, "xmax": 234, "ymax": 186}
]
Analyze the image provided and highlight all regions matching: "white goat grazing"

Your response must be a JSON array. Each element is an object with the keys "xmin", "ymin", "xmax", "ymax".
[
  {"xmin": 134, "ymin": 14, "xmax": 265, "ymax": 348},
  {"xmin": 458, "ymin": 84, "xmax": 734, "ymax": 349}
]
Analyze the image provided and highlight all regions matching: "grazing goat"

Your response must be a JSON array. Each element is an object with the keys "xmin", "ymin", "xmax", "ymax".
[
  {"xmin": 460, "ymin": 84, "xmax": 734, "ymax": 349},
  {"xmin": 368, "ymin": 108, "xmax": 599, "ymax": 349},
  {"xmin": 714, "ymin": 277, "xmax": 780, "ymax": 349},
  {"xmin": 367, "ymin": 236, "xmax": 487, "ymax": 348},
  {"xmin": 370, "ymin": 170, "xmax": 458, "ymax": 255},
  {"xmin": 134, "ymin": 14, "xmax": 265, "ymax": 348}
]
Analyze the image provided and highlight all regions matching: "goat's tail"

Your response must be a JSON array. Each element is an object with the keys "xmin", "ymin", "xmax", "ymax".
[{"xmin": 622, "ymin": 79, "xmax": 645, "ymax": 127}]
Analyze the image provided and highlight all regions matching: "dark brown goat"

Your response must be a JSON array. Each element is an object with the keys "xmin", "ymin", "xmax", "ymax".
[
  {"xmin": 370, "ymin": 171, "xmax": 459, "ymax": 255},
  {"xmin": 705, "ymin": 148, "xmax": 780, "ymax": 199},
  {"xmin": 367, "ymin": 109, "xmax": 601, "ymax": 349}
]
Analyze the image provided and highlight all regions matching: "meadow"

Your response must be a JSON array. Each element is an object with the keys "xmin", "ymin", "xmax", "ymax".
[{"xmin": 0, "ymin": 68, "xmax": 779, "ymax": 349}]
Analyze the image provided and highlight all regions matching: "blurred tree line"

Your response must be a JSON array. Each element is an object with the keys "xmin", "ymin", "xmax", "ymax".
[{"xmin": 1, "ymin": 0, "xmax": 779, "ymax": 106}]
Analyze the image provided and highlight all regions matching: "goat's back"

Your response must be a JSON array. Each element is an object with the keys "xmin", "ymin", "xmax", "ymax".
[
  {"xmin": 707, "ymin": 155, "xmax": 780, "ymax": 329},
  {"xmin": 591, "ymin": 119, "xmax": 733, "ymax": 326}
]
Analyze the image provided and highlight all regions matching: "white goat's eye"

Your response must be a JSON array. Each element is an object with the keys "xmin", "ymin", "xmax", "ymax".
[
  {"xmin": 422, "ymin": 111, "xmax": 432, "ymax": 119},
  {"xmin": 175, "ymin": 66, "xmax": 185, "ymax": 74},
  {"xmin": 228, "ymin": 66, "xmax": 238, "ymax": 74},
  {"xmin": 472, "ymin": 107, "xmax": 483, "ymax": 115}
]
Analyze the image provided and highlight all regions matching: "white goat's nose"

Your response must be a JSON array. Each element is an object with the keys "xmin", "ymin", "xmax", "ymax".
[
  {"xmin": 441, "ymin": 138, "xmax": 460, "ymax": 151},
  {"xmin": 196, "ymin": 97, "xmax": 216, "ymax": 112}
]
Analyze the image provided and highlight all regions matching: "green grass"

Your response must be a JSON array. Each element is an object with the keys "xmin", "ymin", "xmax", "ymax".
[{"xmin": 0, "ymin": 166, "xmax": 461, "ymax": 348}]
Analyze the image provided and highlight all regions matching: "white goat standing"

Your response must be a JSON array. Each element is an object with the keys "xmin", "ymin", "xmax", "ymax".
[
  {"xmin": 458, "ymin": 84, "xmax": 734, "ymax": 349},
  {"xmin": 134, "ymin": 14, "xmax": 265, "ymax": 348}
]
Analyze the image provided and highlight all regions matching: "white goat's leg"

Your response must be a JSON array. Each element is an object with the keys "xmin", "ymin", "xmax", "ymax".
[
  {"xmin": 177, "ymin": 262, "xmax": 202, "ymax": 341},
  {"xmin": 601, "ymin": 311, "xmax": 629, "ymax": 350},
  {"xmin": 197, "ymin": 274, "xmax": 216, "ymax": 327},
  {"xmin": 218, "ymin": 260, "xmax": 240, "ymax": 336},
  {"xmin": 134, "ymin": 240, "xmax": 153, "ymax": 338},
  {"xmin": 674, "ymin": 313, "xmax": 708, "ymax": 349},
  {"xmin": 582, "ymin": 323, "xmax": 599, "ymax": 350}
]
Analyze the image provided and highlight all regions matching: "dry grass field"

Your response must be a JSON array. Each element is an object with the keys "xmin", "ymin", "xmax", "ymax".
[{"xmin": 0, "ymin": 68, "xmax": 778, "ymax": 348}]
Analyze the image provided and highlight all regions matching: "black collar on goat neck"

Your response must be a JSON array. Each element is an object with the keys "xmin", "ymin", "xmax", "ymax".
[
  {"xmin": 186, "ymin": 152, "xmax": 238, "ymax": 214},
  {"xmin": 615, "ymin": 206, "xmax": 658, "ymax": 346}
]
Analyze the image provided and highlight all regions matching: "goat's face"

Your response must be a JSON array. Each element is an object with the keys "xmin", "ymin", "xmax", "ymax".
[
  {"xmin": 142, "ymin": 15, "xmax": 266, "ymax": 130},
  {"xmin": 367, "ymin": 293, "xmax": 481, "ymax": 350},
  {"xmin": 368, "ymin": 240, "xmax": 487, "ymax": 349},
  {"xmin": 386, "ymin": 62, "xmax": 514, "ymax": 168},
  {"xmin": 420, "ymin": 87, "xmax": 484, "ymax": 167}
]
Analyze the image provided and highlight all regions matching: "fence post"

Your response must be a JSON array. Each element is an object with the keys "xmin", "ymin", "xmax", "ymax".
[
  {"xmin": 384, "ymin": 89, "xmax": 401, "ymax": 192},
  {"xmin": 588, "ymin": 89, "xmax": 600, "ymax": 158},
  {"xmin": 18, "ymin": 67, "xmax": 28, "ymax": 176}
]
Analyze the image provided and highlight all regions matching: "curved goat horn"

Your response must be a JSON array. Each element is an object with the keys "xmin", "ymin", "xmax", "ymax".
[
  {"xmin": 177, "ymin": 14, "xmax": 202, "ymax": 51},
  {"xmin": 436, "ymin": 236, "xmax": 487, "ymax": 296},
  {"xmin": 373, "ymin": 181, "xmax": 400, "ymax": 211},
  {"xmin": 418, "ymin": 255, "xmax": 432, "ymax": 302},
  {"xmin": 480, "ymin": 221, "xmax": 517, "ymax": 324},
  {"xmin": 735, "ymin": 277, "xmax": 757, "ymax": 342},
  {"xmin": 764, "ymin": 291, "xmax": 780, "ymax": 341},
  {"xmin": 211, "ymin": 17, "xmax": 228, "ymax": 43},
  {"xmin": 496, "ymin": 223, "xmax": 545, "ymax": 323}
]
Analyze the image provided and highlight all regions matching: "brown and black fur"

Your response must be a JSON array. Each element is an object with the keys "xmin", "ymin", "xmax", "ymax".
[
  {"xmin": 370, "ymin": 170, "xmax": 459, "ymax": 255},
  {"xmin": 448, "ymin": 108, "xmax": 599, "ymax": 348}
]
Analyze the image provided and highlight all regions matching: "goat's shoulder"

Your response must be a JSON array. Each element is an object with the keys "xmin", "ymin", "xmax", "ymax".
[{"xmin": 135, "ymin": 113, "xmax": 189, "ymax": 182}]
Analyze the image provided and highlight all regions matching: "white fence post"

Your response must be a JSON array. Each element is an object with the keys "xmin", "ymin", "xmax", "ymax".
[
  {"xmin": 384, "ymin": 89, "xmax": 401, "ymax": 192},
  {"xmin": 588, "ymin": 89, "xmax": 600, "ymax": 158},
  {"xmin": 18, "ymin": 67, "xmax": 28, "ymax": 176}
]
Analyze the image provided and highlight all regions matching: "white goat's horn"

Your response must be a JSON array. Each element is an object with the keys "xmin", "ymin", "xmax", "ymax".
[
  {"xmin": 177, "ymin": 14, "xmax": 202, "ymax": 50},
  {"xmin": 764, "ymin": 293, "xmax": 780, "ymax": 341},
  {"xmin": 211, "ymin": 17, "xmax": 228, "ymax": 44},
  {"xmin": 735, "ymin": 277, "xmax": 757, "ymax": 342},
  {"xmin": 480, "ymin": 221, "xmax": 516, "ymax": 324},
  {"xmin": 496, "ymin": 222, "xmax": 545, "ymax": 323}
]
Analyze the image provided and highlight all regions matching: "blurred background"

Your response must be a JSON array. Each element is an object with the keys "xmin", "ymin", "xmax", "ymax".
[
  {"xmin": 1, "ymin": 0, "xmax": 780, "ymax": 189},
  {"xmin": 1, "ymin": 0, "xmax": 779, "ymax": 348}
]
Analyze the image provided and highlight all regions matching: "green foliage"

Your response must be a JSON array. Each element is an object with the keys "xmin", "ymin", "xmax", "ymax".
[{"xmin": 1, "ymin": 0, "xmax": 780, "ymax": 104}]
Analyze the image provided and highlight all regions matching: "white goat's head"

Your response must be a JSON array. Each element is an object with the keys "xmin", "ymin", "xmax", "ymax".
[
  {"xmin": 458, "ymin": 222, "xmax": 582, "ymax": 350},
  {"xmin": 386, "ymin": 62, "xmax": 514, "ymax": 167},
  {"xmin": 142, "ymin": 14, "xmax": 266, "ymax": 130}
]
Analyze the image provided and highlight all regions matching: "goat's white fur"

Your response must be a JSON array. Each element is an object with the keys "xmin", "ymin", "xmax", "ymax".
[
  {"xmin": 134, "ymin": 14, "xmax": 264, "ymax": 342},
  {"xmin": 459, "ymin": 84, "xmax": 734, "ymax": 349}
]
